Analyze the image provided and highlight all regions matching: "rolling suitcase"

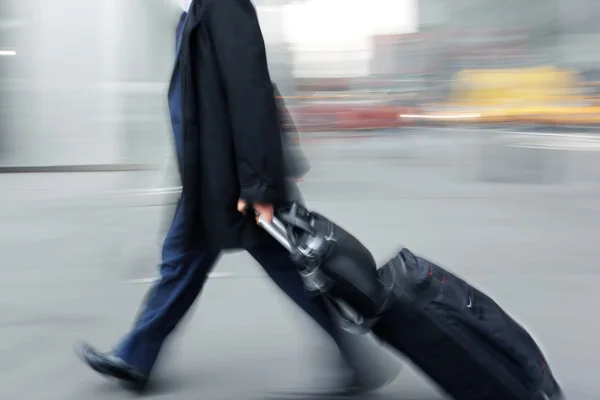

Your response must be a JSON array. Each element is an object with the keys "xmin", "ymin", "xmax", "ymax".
[{"xmin": 257, "ymin": 203, "xmax": 564, "ymax": 400}]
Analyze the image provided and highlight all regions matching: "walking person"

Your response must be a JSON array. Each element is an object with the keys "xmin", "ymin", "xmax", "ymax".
[{"xmin": 76, "ymin": 0, "xmax": 397, "ymax": 395}]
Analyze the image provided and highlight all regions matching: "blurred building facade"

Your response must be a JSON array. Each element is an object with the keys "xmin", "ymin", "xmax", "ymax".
[
  {"xmin": 3, "ymin": 0, "xmax": 600, "ymax": 168},
  {"xmin": 418, "ymin": 0, "xmax": 600, "ymax": 68}
]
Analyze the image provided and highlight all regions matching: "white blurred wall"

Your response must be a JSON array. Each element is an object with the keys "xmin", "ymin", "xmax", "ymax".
[
  {"xmin": 8, "ymin": 0, "xmax": 117, "ymax": 166},
  {"xmin": 5, "ymin": 0, "xmax": 173, "ymax": 167}
]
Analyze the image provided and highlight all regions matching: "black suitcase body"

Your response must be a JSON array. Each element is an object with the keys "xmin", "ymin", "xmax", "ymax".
[
  {"xmin": 372, "ymin": 249, "xmax": 562, "ymax": 400},
  {"xmin": 265, "ymin": 205, "xmax": 564, "ymax": 400}
]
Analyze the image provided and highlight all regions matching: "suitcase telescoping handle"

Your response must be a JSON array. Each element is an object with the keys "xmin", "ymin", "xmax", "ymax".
[
  {"xmin": 257, "ymin": 208, "xmax": 378, "ymax": 335},
  {"xmin": 254, "ymin": 203, "xmax": 318, "ymax": 253},
  {"xmin": 256, "ymin": 214, "xmax": 295, "ymax": 253}
]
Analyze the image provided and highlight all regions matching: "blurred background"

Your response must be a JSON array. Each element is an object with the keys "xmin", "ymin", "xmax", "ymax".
[{"xmin": 1, "ymin": 0, "xmax": 599, "ymax": 399}]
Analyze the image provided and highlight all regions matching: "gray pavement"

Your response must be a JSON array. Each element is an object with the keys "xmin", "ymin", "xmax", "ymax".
[{"xmin": 1, "ymin": 131, "xmax": 600, "ymax": 399}]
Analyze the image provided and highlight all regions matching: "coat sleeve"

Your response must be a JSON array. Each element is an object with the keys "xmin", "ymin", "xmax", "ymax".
[{"xmin": 206, "ymin": 0, "xmax": 286, "ymax": 204}]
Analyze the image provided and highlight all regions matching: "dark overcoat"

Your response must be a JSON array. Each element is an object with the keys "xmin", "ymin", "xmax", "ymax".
[{"xmin": 179, "ymin": 0, "xmax": 308, "ymax": 251}]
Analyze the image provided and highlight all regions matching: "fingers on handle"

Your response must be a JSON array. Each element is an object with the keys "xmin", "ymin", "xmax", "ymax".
[{"xmin": 237, "ymin": 199, "xmax": 248, "ymax": 214}]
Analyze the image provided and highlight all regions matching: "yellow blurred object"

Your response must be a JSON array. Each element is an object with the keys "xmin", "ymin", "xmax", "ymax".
[
  {"xmin": 451, "ymin": 66, "xmax": 577, "ymax": 105},
  {"xmin": 424, "ymin": 66, "xmax": 600, "ymax": 124}
]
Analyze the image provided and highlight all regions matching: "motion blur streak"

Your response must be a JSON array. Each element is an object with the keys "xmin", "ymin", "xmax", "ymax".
[{"xmin": 1, "ymin": 0, "xmax": 599, "ymax": 399}]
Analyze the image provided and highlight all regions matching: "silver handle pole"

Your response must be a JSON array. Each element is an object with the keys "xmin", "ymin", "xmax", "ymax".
[
  {"xmin": 257, "ymin": 215, "xmax": 294, "ymax": 253},
  {"xmin": 272, "ymin": 217, "xmax": 288, "ymax": 234}
]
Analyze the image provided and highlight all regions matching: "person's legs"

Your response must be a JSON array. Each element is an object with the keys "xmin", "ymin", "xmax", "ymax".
[
  {"xmin": 114, "ymin": 201, "xmax": 219, "ymax": 374},
  {"xmin": 78, "ymin": 200, "xmax": 219, "ymax": 381}
]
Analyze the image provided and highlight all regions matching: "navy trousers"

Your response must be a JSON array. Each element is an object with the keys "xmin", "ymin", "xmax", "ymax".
[{"xmin": 114, "ymin": 200, "xmax": 340, "ymax": 374}]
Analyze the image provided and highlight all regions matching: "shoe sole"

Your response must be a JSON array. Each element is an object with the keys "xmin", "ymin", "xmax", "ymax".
[{"xmin": 75, "ymin": 343, "xmax": 147, "ymax": 388}]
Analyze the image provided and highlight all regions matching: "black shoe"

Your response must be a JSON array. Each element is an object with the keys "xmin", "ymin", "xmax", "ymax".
[{"xmin": 75, "ymin": 341, "xmax": 149, "ymax": 392}]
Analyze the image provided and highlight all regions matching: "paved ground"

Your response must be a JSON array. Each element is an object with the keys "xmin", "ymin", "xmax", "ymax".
[{"xmin": 1, "ymin": 131, "xmax": 600, "ymax": 400}]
